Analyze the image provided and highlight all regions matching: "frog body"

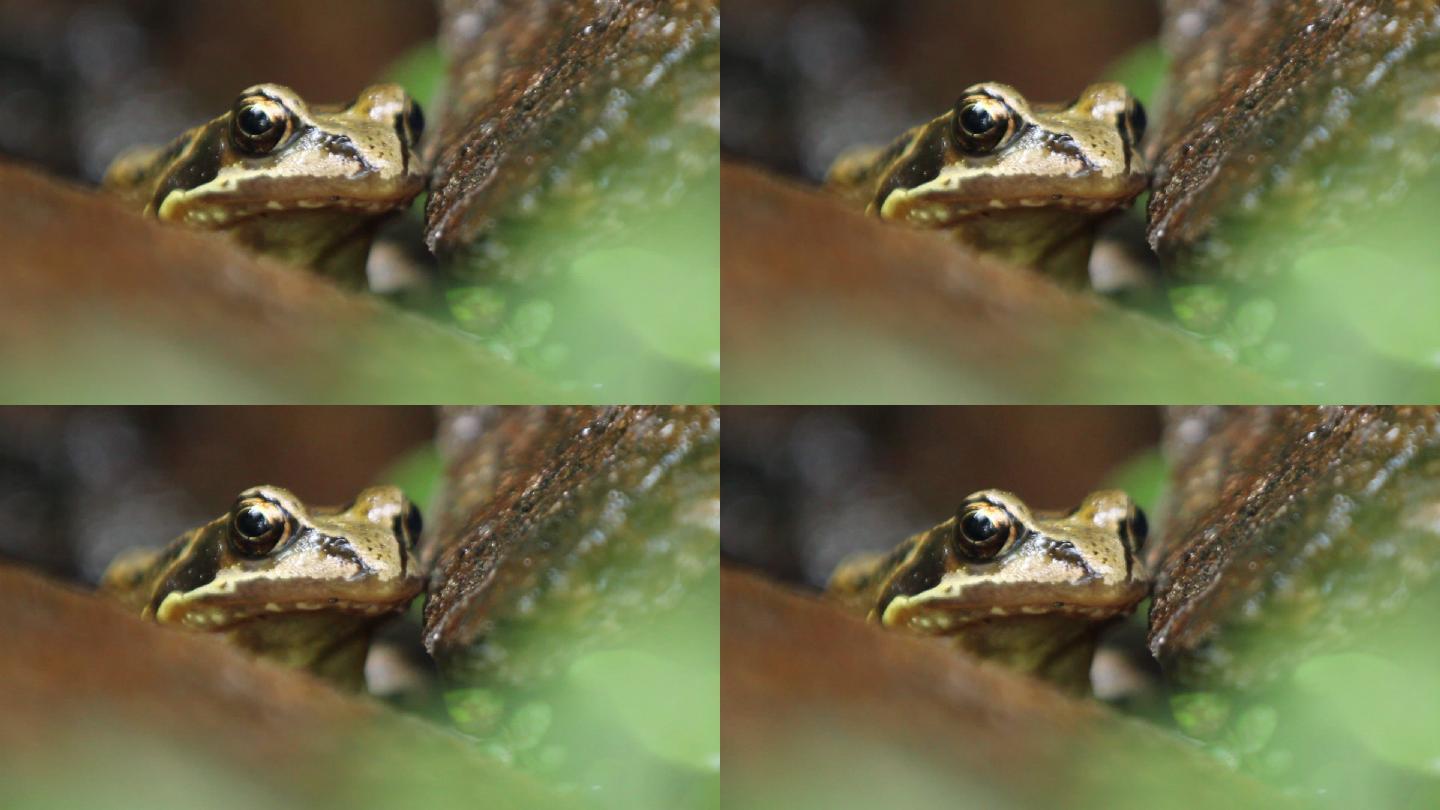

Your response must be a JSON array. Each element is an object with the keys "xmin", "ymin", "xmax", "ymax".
[
  {"xmin": 103, "ymin": 83, "xmax": 426, "ymax": 285},
  {"xmin": 101, "ymin": 485, "xmax": 425, "ymax": 688},
  {"xmin": 828, "ymin": 489, "xmax": 1149, "ymax": 691},
  {"xmin": 827, "ymin": 82, "xmax": 1149, "ymax": 285}
]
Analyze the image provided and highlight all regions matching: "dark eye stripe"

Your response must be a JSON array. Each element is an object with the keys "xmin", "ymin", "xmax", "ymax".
[
  {"xmin": 874, "ymin": 531, "xmax": 946, "ymax": 617},
  {"xmin": 151, "ymin": 120, "xmax": 226, "ymax": 211},
  {"xmin": 875, "ymin": 122, "xmax": 947, "ymax": 209},
  {"xmin": 149, "ymin": 528, "xmax": 223, "ymax": 615}
]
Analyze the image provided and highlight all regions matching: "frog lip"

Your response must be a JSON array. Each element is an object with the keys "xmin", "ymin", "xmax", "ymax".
[
  {"xmin": 157, "ymin": 174, "xmax": 426, "ymax": 226},
  {"xmin": 880, "ymin": 177, "xmax": 1148, "ymax": 225},
  {"xmin": 154, "ymin": 573, "xmax": 424, "ymax": 631},
  {"xmin": 880, "ymin": 579, "xmax": 1147, "ymax": 632}
]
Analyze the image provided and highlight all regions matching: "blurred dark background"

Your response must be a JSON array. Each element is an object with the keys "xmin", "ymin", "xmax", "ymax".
[
  {"xmin": 721, "ymin": 406, "xmax": 1163, "ymax": 588},
  {"xmin": 0, "ymin": 407, "xmax": 435, "ymax": 585},
  {"xmin": 722, "ymin": 0, "xmax": 1161, "ymax": 180},
  {"xmin": 0, "ymin": 0, "xmax": 436, "ymax": 182}
]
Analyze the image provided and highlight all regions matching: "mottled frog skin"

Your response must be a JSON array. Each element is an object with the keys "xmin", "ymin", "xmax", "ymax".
[
  {"xmin": 827, "ymin": 82, "xmax": 1149, "ymax": 285},
  {"xmin": 100, "ymin": 485, "xmax": 424, "ymax": 689},
  {"xmin": 103, "ymin": 83, "xmax": 426, "ymax": 285},
  {"xmin": 828, "ymin": 489, "xmax": 1149, "ymax": 691}
]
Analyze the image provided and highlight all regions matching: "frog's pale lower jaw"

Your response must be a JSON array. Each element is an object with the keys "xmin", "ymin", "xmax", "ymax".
[
  {"xmin": 165, "ymin": 199, "xmax": 414, "ymax": 228},
  {"xmin": 153, "ymin": 576, "xmax": 423, "ymax": 631},
  {"xmin": 885, "ymin": 601, "xmax": 1135, "ymax": 635},
  {"xmin": 879, "ymin": 185, "xmax": 1147, "ymax": 228},
  {"xmin": 880, "ymin": 580, "xmax": 1148, "ymax": 635},
  {"xmin": 156, "ymin": 181, "xmax": 425, "ymax": 228},
  {"xmin": 158, "ymin": 596, "xmax": 417, "ymax": 632}
]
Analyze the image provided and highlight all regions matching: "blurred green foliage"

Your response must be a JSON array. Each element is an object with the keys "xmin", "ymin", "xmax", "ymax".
[
  {"xmin": 1102, "ymin": 445, "xmax": 1167, "ymax": 517},
  {"xmin": 377, "ymin": 441, "xmax": 442, "ymax": 512},
  {"xmin": 1165, "ymin": 586, "xmax": 1440, "ymax": 806},
  {"xmin": 385, "ymin": 43, "xmax": 446, "ymax": 112},
  {"xmin": 1104, "ymin": 40, "xmax": 1168, "ymax": 114},
  {"xmin": 444, "ymin": 163, "xmax": 720, "ymax": 403},
  {"xmin": 446, "ymin": 568, "xmax": 720, "ymax": 809},
  {"xmin": 1158, "ymin": 167, "xmax": 1440, "ymax": 400}
]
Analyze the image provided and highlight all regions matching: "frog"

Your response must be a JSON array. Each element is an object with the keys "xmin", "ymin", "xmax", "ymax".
[
  {"xmin": 826, "ymin": 82, "xmax": 1149, "ymax": 285},
  {"xmin": 827, "ymin": 489, "xmax": 1150, "ymax": 692},
  {"xmin": 103, "ymin": 83, "xmax": 427, "ymax": 286},
  {"xmin": 100, "ymin": 484, "xmax": 425, "ymax": 689}
]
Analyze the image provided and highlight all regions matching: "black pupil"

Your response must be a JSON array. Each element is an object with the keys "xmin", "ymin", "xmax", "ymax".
[
  {"xmin": 238, "ymin": 105, "xmax": 273, "ymax": 137},
  {"xmin": 404, "ymin": 505, "xmax": 424, "ymax": 539},
  {"xmin": 236, "ymin": 506, "xmax": 272, "ymax": 538},
  {"xmin": 960, "ymin": 104, "xmax": 995, "ymax": 135},
  {"xmin": 962, "ymin": 510, "xmax": 998, "ymax": 542},
  {"xmin": 1130, "ymin": 101, "xmax": 1147, "ymax": 142},
  {"xmin": 406, "ymin": 103, "xmax": 425, "ymax": 141}
]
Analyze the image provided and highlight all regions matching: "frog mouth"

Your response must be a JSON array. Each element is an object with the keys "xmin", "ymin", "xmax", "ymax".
[
  {"xmin": 879, "ymin": 183, "xmax": 1148, "ymax": 226},
  {"xmin": 879, "ymin": 579, "xmax": 1147, "ymax": 634},
  {"xmin": 156, "ymin": 175, "xmax": 425, "ymax": 227},
  {"xmin": 154, "ymin": 574, "xmax": 423, "ymax": 631},
  {"xmin": 173, "ymin": 198, "xmax": 413, "ymax": 226}
]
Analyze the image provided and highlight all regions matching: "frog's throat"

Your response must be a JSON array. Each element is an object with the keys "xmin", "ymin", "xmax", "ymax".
[
  {"xmin": 222, "ymin": 612, "xmax": 375, "ymax": 690},
  {"xmin": 944, "ymin": 613, "xmax": 1108, "ymax": 691},
  {"xmin": 950, "ymin": 209, "xmax": 1102, "ymax": 283},
  {"xmin": 221, "ymin": 209, "xmax": 383, "ymax": 280},
  {"xmin": 881, "ymin": 206, "xmax": 1104, "ymax": 284}
]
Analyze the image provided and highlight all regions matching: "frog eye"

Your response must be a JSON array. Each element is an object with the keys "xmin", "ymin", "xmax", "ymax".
[
  {"xmin": 954, "ymin": 500, "xmax": 1020, "ymax": 561},
  {"xmin": 230, "ymin": 95, "xmax": 293, "ymax": 155},
  {"xmin": 401, "ymin": 100, "xmax": 425, "ymax": 144},
  {"xmin": 953, "ymin": 94, "xmax": 1019, "ymax": 154},
  {"xmin": 1127, "ymin": 506, "xmax": 1149, "ymax": 549},
  {"xmin": 229, "ymin": 497, "xmax": 293, "ymax": 557}
]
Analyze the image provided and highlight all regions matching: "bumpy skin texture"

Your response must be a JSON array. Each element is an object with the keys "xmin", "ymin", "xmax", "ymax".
[
  {"xmin": 101, "ymin": 485, "xmax": 425, "ymax": 689},
  {"xmin": 829, "ymin": 489, "xmax": 1150, "ymax": 691},
  {"xmin": 827, "ymin": 82, "xmax": 1149, "ymax": 284},
  {"xmin": 103, "ymin": 83, "xmax": 425, "ymax": 284}
]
